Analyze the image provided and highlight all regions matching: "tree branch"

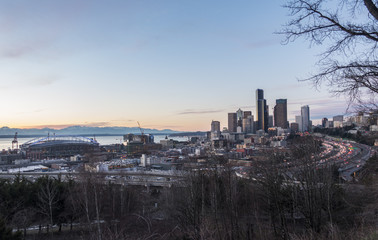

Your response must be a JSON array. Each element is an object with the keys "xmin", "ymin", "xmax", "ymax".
[{"xmin": 364, "ymin": 0, "xmax": 378, "ymax": 21}]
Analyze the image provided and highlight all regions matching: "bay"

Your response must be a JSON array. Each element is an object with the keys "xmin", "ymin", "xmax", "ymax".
[{"xmin": 0, "ymin": 134, "xmax": 190, "ymax": 151}]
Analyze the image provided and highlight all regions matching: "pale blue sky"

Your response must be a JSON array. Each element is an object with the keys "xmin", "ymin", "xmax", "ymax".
[{"xmin": 0, "ymin": 0, "xmax": 349, "ymax": 131}]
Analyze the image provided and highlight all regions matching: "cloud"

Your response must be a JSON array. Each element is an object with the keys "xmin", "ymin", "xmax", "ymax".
[
  {"xmin": 81, "ymin": 122, "xmax": 112, "ymax": 127},
  {"xmin": 310, "ymin": 104, "xmax": 348, "ymax": 119},
  {"xmin": 21, "ymin": 124, "xmax": 75, "ymax": 130},
  {"xmin": 288, "ymin": 97, "xmax": 347, "ymax": 107},
  {"xmin": 23, "ymin": 122, "xmax": 112, "ymax": 130},
  {"xmin": 29, "ymin": 76, "xmax": 59, "ymax": 86},
  {"xmin": 178, "ymin": 109, "xmax": 225, "ymax": 115},
  {"xmin": 1, "ymin": 45, "xmax": 34, "ymax": 58},
  {"xmin": 238, "ymin": 105, "xmax": 254, "ymax": 110},
  {"xmin": 0, "ymin": 75, "xmax": 60, "ymax": 89},
  {"xmin": 244, "ymin": 39, "xmax": 279, "ymax": 49},
  {"xmin": 110, "ymin": 119, "xmax": 135, "ymax": 123},
  {"xmin": 288, "ymin": 98, "xmax": 348, "ymax": 120},
  {"xmin": 267, "ymin": 84, "xmax": 306, "ymax": 93},
  {"xmin": 148, "ymin": 124, "xmax": 184, "ymax": 129},
  {"xmin": 0, "ymin": 35, "xmax": 56, "ymax": 59},
  {"xmin": 15, "ymin": 109, "xmax": 46, "ymax": 115}
]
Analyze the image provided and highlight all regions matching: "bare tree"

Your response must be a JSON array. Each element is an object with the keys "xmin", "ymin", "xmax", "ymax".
[
  {"xmin": 11, "ymin": 208, "xmax": 36, "ymax": 238},
  {"xmin": 37, "ymin": 178, "xmax": 59, "ymax": 233},
  {"xmin": 288, "ymin": 136, "xmax": 344, "ymax": 233},
  {"xmin": 280, "ymin": 0, "xmax": 378, "ymax": 112},
  {"xmin": 255, "ymin": 152, "xmax": 292, "ymax": 240}
]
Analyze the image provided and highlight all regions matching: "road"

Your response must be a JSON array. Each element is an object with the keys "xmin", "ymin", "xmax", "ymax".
[{"xmin": 316, "ymin": 137, "xmax": 373, "ymax": 181}]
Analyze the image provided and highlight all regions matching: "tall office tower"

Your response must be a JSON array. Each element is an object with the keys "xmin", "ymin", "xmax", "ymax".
[
  {"xmin": 210, "ymin": 120, "xmax": 221, "ymax": 139},
  {"xmin": 211, "ymin": 120, "xmax": 220, "ymax": 133},
  {"xmin": 243, "ymin": 115, "xmax": 254, "ymax": 133},
  {"xmin": 322, "ymin": 118, "xmax": 328, "ymax": 128},
  {"xmin": 274, "ymin": 99, "xmax": 288, "ymax": 128},
  {"xmin": 253, "ymin": 121, "xmax": 258, "ymax": 134},
  {"xmin": 265, "ymin": 105, "xmax": 269, "ymax": 131},
  {"xmin": 301, "ymin": 105, "xmax": 310, "ymax": 132},
  {"xmin": 295, "ymin": 115, "xmax": 302, "ymax": 132},
  {"xmin": 256, "ymin": 89, "xmax": 268, "ymax": 131},
  {"xmin": 228, "ymin": 113, "xmax": 237, "ymax": 133},
  {"xmin": 236, "ymin": 108, "xmax": 244, "ymax": 128},
  {"xmin": 242, "ymin": 111, "xmax": 253, "ymax": 133}
]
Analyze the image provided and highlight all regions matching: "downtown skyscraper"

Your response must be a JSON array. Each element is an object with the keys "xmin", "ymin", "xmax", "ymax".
[
  {"xmin": 210, "ymin": 120, "xmax": 221, "ymax": 139},
  {"xmin": 274, "ymin": 99, "xmax": 288, "ymax": 128},
  {"xmin": 228, "ymin": 112, "xmax": 237, "ymax": 133},
  {"xmin": 301, "ymin": 105, "xmax": 310, "ymax": 132},
  {"xmin": 256, "ymin": 89, "xmax": 268, "ymax": 132}
]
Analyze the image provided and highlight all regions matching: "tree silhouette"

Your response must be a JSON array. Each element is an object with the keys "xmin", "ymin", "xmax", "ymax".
[
  {"xmin": 281, "ymin": 0, "xmax": 378, "ymax": 112},
  {"xmin": 0, "ymin": 218, "xmax": 21, "ymax": 240}
]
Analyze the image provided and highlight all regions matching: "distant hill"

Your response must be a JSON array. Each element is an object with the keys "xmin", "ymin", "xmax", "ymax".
[{"xmin": 0, "ymin": 126, "xmax": 180, "ymax": 136}]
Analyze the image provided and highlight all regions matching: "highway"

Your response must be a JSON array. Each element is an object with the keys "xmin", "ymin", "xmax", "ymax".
[
  {"xmin": 313, "ymin": 138, "xmax": 373, "ymax": 181},
  {"xmin": 277, "ymin": 137, "xmax": 373, "ymax": 182}
]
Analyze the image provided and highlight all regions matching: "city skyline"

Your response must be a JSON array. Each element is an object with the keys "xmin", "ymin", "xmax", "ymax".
[{"xmin": 0, "ymin": 1, "xmax": 350, "ymax": 132}]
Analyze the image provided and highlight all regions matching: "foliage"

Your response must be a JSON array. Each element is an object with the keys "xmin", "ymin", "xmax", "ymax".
[
  {"xmin": 0, "ymin": 148, "xmax": 377, "ymax": 240},
  {"xmin": 0, "ymin": 218, "xmax": 21, "ymax": 240}
]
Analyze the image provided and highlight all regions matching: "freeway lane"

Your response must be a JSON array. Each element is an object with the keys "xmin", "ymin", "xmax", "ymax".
[{"xmin": 283, "ymin": 137, "xmax": 373, "ymax": 182}]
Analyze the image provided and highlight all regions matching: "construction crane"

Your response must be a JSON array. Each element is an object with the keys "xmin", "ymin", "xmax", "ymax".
[
  {"xmin": 137, "ymin": 121, "xmax": 146, "ymax": 143},
  {"xmin": 12, "ymin": 132, "xmax": 18, "ymax": 150}
]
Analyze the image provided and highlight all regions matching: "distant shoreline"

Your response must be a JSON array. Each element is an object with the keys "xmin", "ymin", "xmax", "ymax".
[{"xmin": 0, "ymin": 133, "xmax": 177, "ymax": 138}]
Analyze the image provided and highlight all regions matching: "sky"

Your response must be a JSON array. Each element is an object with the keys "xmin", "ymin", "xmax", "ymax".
[{"xmin": 0, "ymin": 0, "xmax": 351, "ymax": 131}]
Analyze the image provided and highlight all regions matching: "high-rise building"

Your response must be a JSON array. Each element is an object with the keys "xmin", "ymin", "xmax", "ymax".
[
  {"xmin": 256, "ymin": 89, "xmax": 264, "ymax": 130},
  {"xmin": 264, "ymin": 103, "xmax": 269, "ymax": 132},
  {"xmin": 256, "ymin": 89, "xmax": 268, "ymax": 132},
  {"xmin": 211, "ymin": 120, "xmax": 220, "ymax": 133},
  {"xmin": 210, "ymin": 120, "xmax": 221, "ymax": 139},
  {"xmin": 274, "ymin": 99, "xmax": 288, "ymax": 128},
  {"xmin": 301, "ymin": 105, "xmax": 310, "ymax": 132},
  {"xmin": 243, "ymin": 115, "xmax": 254, "ymax": 133},
  {"xmin": 228, "ymin": 113, "xmax": 237, "ymax": 133},
  {"xmin": 253, "ymin": 121, "xmax": 258, "ymax": 134},
  {"xmin": 295, "ymin": 115, "xmax": 302, "ymax": 132},
  {"xmin": 236, "ymin": 108, "xmax": 244, "ymax": 129},
  {"xmin": 322, "ymin": 118, "xmax": 328, "ymax": 128}
]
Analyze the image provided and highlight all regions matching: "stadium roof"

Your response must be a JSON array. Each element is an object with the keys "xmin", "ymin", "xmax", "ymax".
[{"xmin": 21, "ymin": 135, "xmax": 99, "ymax": 149}]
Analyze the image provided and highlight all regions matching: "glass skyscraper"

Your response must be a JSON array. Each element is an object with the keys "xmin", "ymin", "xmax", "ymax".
[{"xmin": 256, "ymin": 89, "xmax": 268, "ymax": 131}]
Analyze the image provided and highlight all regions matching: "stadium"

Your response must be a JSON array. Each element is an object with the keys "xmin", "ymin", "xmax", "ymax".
[{"xmin": 20, "ymin": 135, "xmax": 100, "ymax": 160}]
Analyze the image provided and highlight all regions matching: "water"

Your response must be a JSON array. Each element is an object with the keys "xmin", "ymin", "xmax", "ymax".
[{"xmin": 0, "ymin": 135, "xmax": 190, "ymax": 151}]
